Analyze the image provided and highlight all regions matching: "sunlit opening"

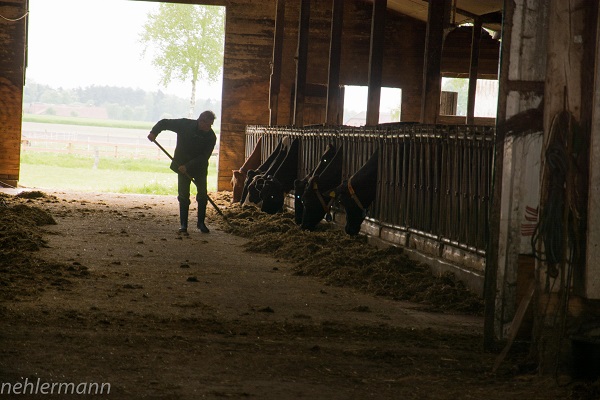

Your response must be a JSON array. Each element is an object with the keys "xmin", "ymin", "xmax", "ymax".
[{"xmin": 343, "ymin": 86, "xmax": 402, "ymax": 126}]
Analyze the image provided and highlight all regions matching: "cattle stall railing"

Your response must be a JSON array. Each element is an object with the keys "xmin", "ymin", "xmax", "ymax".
[{"xmin": 244, "ymin": 124, "xmax": 495, "ymax": 274}]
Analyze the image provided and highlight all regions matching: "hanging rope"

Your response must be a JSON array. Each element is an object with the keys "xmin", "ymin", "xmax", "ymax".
[
  {"xmin": 530, "ymin": 108, "xmax": 584, "ymax": 380},
  {"xmin": 0, "ymin": 11, "xmax": 28, "ymax": 22},
  {"xmin": 531, "ymin": 110, "xmax": 576, "ymax": 277}
]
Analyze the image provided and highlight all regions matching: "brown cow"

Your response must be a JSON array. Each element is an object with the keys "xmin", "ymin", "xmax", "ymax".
[{"xmin": 230, "ymin": 137, "xmax": 262, "ymax": 203}]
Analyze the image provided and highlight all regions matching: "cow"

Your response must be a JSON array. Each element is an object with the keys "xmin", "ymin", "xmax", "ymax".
[
  {"xmin": 293, "ymin": 143, "xmax": 336, "ymax": 225},
  {"xmin": 300, "ymin": 145, "xmax": 344, "ymax": 231},
  {"xmin": 231, "ymin": 137, "xmax": 263, "ymax": 203},
  {"xmin": 259, "ymin": 138, "xmax": 300, "ymax": 214},
  {"xmin": 333, "ymin": 148, "xmax": 379, "ymax": 235},
  {"xmin": 240, "ymin": 137, "xmax": 287, "ymax": 205}
]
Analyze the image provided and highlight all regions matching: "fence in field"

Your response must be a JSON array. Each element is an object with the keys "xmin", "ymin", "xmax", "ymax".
[
  {"xmin": 245, "ymin": 123, "xmax": 495, "ymax": 272},
  {"xmin": 20, "ymin": 130, "xmax": 220, "ymax": 159}
]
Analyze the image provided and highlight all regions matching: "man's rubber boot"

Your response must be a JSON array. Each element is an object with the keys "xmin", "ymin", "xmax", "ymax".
[
  {"xmin": 198, "ymin": 222, "xmax": 210, "ymax": 233},
  {"xmin": 197, "ymin": 207, "xmax": 209, "ymax": 233},
  {"xmin": 179, "ymin": 202, "xmax": 189, "ymax": 234}
]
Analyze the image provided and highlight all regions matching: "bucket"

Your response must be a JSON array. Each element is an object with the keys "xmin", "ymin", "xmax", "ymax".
[{"xmin": 570, "ymin": 335, "xmax": 600, "ymax": 381}]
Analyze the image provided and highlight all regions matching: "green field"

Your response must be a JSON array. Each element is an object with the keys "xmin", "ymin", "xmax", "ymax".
[
  {"xmin": 22, "ymin": 114, "xmax": 220, "ymax": 135},
  {"xmin": 19, "ymin": 152, "xmax": 217, "ymax": 195},
  {"xmin": 19, "ymin": 116, "xmax": 219, "ymax": 195}
]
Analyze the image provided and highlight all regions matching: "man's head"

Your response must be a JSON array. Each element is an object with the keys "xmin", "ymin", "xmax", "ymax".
[{"xmin": 197, "ymin": 110, "xmax": 216, "ymax": 131}]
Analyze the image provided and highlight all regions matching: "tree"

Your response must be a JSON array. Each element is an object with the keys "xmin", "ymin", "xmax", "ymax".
[{"xmin": 139, "ymin": 4, "xmax": 225, "ymax": 118}]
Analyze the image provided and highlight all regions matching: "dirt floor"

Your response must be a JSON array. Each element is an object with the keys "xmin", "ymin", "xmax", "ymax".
[{"xmin": 0, "ymin": 189, "xmax": 597, "ymax": 399}]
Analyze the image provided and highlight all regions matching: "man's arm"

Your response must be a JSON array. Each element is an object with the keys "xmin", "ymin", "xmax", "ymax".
[{"xmin": 147, "ymin": 119, "xmax": 183, "ymax": 142}]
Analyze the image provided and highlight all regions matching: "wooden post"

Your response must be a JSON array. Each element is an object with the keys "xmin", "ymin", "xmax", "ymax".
[
  {"xmin": 420, "ymin": 0, "xmax": 449, "ymax": 124},
  {"xmin": 326, "ymin": 0, "xmax": 344, "ymax": 126},
  {"xmin": 484, "ymin": 0, "xmax": 549, "ymax": 350},
  {"xmin": 440, "ymin": 91, "xmax": 458, "ymax": 115},
  {"xmin": 366, "ymin": 0, "xmax": 386, "ymax": 126},
  {"xmin": 293, "ymin": 0, "xmax": 311, "ymax": 127},
  {"xmin": 584, "ymin": 0, "xmax": 600, "ymax": 299},
  {"xmin": 0, "ymin": 0, "xmax": 27, "ymax": 188},
  {"xmin": 484, "ymin": 0, "xmax": 515, "ymax": 351},
  {"xmin": 466, "ymin": 19, "xmax": 482, "ymax": 124},
  {"xmin": 269, "ymin": 0, "xmax": 286, "ymax": 126}
]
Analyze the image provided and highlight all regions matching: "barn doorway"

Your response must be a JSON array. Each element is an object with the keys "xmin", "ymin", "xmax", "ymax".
[{"xmin": 20, "ymin": 0, "xmax": 225, "ymax": 195}]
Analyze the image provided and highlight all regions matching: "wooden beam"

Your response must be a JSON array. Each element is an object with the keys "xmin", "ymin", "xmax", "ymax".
[
  {"xmin": 269, "ymin": 0, "xmax": 286, "ymax": 126},
  {"xmin": 491, "ymin": 281, "xmax": 536, "ymax": 373},
  {"xmin": 585, "ymin": 0, "xmax": 600, "ymax": 298},
  {"xmin": 466, "ymin": 19, "xmax": 482, "ymax": 124},
  {"xmin": 366, "ymin": 0, "xmax": 386, "ymax": 126},
  {"xmin": 420, "ymin": 0, "xmax": 449, "ymax": 124},
  {"xmin": 293, "ymin": 0, "xmax": 311, "ymax": 127},
  {"xmin": 505, "ymin": 80, "xmax": 545, "ymax": 93},
  {"xmin": 484, "ymin": 0, "xmax": 517, "ymax": 351},
  {"xmin": 326, "ymin": 0, "xmax": 344, "ymax": 126}
]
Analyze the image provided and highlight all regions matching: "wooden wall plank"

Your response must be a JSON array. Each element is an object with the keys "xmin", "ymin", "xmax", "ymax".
[{"xmin": 0, "ymin": 0, "xmax": 26, "ymax": 187}]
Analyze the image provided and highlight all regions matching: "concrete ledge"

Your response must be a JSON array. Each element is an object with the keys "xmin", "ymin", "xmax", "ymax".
[
  {"xmin": 442, "ymin": 245, "xmax": 486, "ymax": 273},
  {"xmin": 409, "ymin": 235, "xmax": 442, "ymax": 258},
  {"xmin": 380, "ymin": 226, "xmax": 408, "ymax": 246},
  {"xmin": 360, "ymin": 220, "xmax": 381, "ymax": 237},
  {"xmin": 368, "ymin": 235, "xmax": 485, "ymax": 297}
]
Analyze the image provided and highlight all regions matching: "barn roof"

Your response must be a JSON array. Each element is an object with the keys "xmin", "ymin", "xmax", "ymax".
[{"xmin": 372, "ymin": 0, "xmax": 503, "ymax": 34}]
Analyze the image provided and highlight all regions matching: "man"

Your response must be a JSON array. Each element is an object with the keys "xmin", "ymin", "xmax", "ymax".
[{"xmin": 147, "ymin": 110, "xmax": 217, "ymax": 234}]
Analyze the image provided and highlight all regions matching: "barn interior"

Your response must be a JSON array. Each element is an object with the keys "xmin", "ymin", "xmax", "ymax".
[{"xmin": 2, "ymin": 0, "xmax": 600, "ymax": 396}]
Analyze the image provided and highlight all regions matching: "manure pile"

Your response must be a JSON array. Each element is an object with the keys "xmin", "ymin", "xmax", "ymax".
[
  {"xmin": 0, "ymin": 191, "xmax": 88, "ymax": 301},
  {"xmin": 220, "ymin": 202, "xmax": 484, "ymax": 316}
]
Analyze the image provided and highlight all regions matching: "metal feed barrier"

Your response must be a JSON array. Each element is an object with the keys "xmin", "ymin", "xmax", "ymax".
[{"xmin": 245, "ymin": 123, "xmax": 495, "ymax": 274}]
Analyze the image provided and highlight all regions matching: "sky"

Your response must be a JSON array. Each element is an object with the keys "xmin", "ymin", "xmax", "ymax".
[
  {"xmin": 25, "ymin": 0, "xmax": 402, "ymax": 118},
  {"xmin": 26, "ymin": 0, "xmax": 223, "ymax": 100}
]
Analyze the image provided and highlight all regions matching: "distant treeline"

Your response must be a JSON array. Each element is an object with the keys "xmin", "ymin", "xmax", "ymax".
[{"xmin": 23, "ymin": 82, "xmax": 222, "ymax": 122}]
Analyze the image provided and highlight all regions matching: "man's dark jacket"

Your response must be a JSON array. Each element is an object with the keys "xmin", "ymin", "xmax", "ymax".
[{"xmin": 150, "ymin": 118, "xmax": 216, "ymax": 177}]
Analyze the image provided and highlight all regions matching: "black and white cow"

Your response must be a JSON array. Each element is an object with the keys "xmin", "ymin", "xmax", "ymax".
[
  {"xmin": 240, "ymin": 137, "xmax": 288, "ymax": 205},
  {"xmin": 259, "ymin": 138, "xmax": 300, "ymax": 214},
  {"xmin": 333, "ymin": 148, "xmax": 379, "ymax": 235},
  {"xmin": 293, "ymin": 143, "xmax": 336, "ymax": 225},
  {"xmin": 300, "ymin": 145, "xmax": 344, "ymax": 231},
  {"xmin": 231, "ymin": 137, "xmax": 262, "ymax": 203}
]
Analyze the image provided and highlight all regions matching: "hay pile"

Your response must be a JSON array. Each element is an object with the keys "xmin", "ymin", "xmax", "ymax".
[
  {"xmin": 0, "ymin": 191, "xmax": 88, "ymax": 301},
  {"xmin": 220, "ymin": 201, "xmax": 484, "ymax": 315},
  {"xmin": 0, "ymin": 192, "xmax": 56, "ymax": 253}
]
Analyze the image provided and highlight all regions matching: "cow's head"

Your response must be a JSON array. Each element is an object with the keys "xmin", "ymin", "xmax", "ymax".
[
  {"xmin": 300, "ymin": 176, "xmax": 334, "ymax": 231},
  {"xmin": 240, "ymin": 169, "xmax": 260, "ymax": 204},
  {"xmin": 334, "ymin": 181, "xmax": 367, "ymax": 236},
  {"xmin": 311, "ymin": 144, "xmax": 337, "ymax": 178},
  {"xmin": 231, "ymin": 169, "xmax": 246, "ymax": 203},
  {"xmin": 245, "ymin": 172, "xmax": 266, "ymax": 205},
  {"xmin": 335, "ymin": 149, "xmax": 378, "ymax": 235},
  {"xmin": 260, "ymin": 177, "xmax": 284, "ymax": 214},
  {"xmin": 293, "ymin": 179, "xmax": 307, "ymax": 225}
]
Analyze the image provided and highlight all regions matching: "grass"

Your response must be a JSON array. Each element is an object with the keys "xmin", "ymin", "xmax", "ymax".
[
  {"xmin": 19, "ymin": 152, "xmax": 217, "ymax": 195},
  {"xmin": 20, "ymin": 153, "xmax": 171, "ymax": 173},
  {"xmin": 22, "ymin": 114, "xmax": 220, "ymax": 135},
  {"xmin": 23, "ymin": 114, "xmax": 154, "ymax": 130},
  {"xmin": 19, "ymin": 117, "xmax": 220, "ymax": 195}
]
